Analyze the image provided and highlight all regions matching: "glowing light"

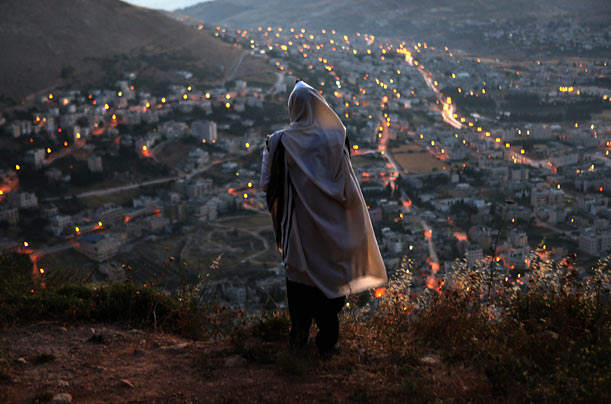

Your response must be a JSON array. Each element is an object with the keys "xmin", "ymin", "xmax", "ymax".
[
  {"xmin": 142, "ymin": 145, "xmax": 148, "ymax": 151},
  {"xmin": 46, "ymin": 147, "xmax": 52, "ymax": 154},
  {"xmin": 75, "ymin": 226, "xmax": 80, "ymax": 232},
  {"xmin": 245, "ymin": 142, "xmax": 250, "ymax": 148},
  {"xmin": 243, "ymin": 193, "xmax": 248, "ymax": 199},
  {"xmin": 374, "ymin": 288, "xmax": 386, "ymax": 298},
  {"xmin": 15, "ymin": 164, "xmax": 21, "ymax": 170},
  {"xmin": 225, "ymin": 102, "xmax": 231, "ymax": 109},
  {"xmin": 23, "ymin": 241, "xmax": 29, "ymax": 247},
  {"xmin": 161, "ymin": 97, "xmax": 167, "ymax": 103},
  {"xmin": 183, "ymin": 94, "xmax": 188, "ymax": 100},
  {"xmin": 39, "ymin": 268, "xmax": 45, "ymax": 274},
  {"xmin": 104, "ymin": 103, "xmax": 110, "ymax": 110},
  {"xmin": 98, "ymin": 221, "xmax": 103, "ymax": 227}
]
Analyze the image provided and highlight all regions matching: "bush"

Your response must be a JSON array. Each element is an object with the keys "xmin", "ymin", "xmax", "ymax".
[{"xmin": 0, "ymin": 254, "xmax": 204, "ymax": 339}]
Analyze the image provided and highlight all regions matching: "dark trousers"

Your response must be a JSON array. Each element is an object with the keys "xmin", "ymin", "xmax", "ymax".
[{"xmin": 286, "ymin": 278, "xmax": 346, "ymax": 354}]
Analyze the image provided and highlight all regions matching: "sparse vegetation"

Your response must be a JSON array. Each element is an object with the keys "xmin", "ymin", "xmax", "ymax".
[{"xmin": 0, "ymin": 252, "xmax": 609, "ymax": 402}]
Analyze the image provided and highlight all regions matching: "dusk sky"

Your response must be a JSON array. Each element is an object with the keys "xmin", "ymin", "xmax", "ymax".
[{"xmin": 123, "ymin": 0, "xmax": 207, "ymax": 11}]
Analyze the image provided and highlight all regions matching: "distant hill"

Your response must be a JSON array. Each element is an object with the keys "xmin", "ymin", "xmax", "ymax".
[
  {"xmin": 0, "ymin": 0, "xmax": 273, "ymax": 106},
  {"xmin": 177, "ymin": 0, "xmax": 610, "ymax": 50}
]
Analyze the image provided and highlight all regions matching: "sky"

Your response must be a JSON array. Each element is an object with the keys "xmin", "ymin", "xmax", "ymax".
[{"xmin": 123, "ymin": 0, "xmax": 208, "ymax": 11}]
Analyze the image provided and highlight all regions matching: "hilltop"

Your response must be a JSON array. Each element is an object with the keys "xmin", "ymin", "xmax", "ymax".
[
  {"xmin": 0, "ymin": 0, "xmax": 274, "ymax": 107},
  {"xmin": 0, "ymin": 253, "xmax": 609, "ymax": 403}
]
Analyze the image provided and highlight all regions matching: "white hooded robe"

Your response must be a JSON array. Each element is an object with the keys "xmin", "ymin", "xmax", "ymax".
[{"xmin": 261, "ymin": 81, "xmax": 387, "ymax": 298}]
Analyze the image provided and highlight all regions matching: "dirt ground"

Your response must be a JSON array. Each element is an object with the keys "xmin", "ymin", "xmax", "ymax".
[{"xmin": 0, "ymin": 323, "xmax": 377, "ymax": 404}]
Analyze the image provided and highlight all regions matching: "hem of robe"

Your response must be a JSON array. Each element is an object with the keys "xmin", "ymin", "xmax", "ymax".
[{"xmin": 286, "ymin": 263, "xmax": 386, "ymax": 299}]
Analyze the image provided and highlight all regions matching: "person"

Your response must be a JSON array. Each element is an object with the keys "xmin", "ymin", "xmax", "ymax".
[{"xmin": 260, "ymin": 80, "xmax": 387, "ymax": 359}]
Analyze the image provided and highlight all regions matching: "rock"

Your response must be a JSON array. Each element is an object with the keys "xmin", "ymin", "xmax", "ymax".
[
  {"xmin": 16, "ymin": 357, "xmax": 27, "ymax": 364},
  {"xmin": 160, "ymin": 342, "xmax": 189, "ymax": 351},
  {"xmin": 58, "ymin": 327, "xmax": 68, "ymax": 333},
  {"xmin": 224, "ymin": 355, "xmax": 247, "ymax": 368},
  {"xmin": 419, "ymin": 354, "xmax": 441, "ymax": 366},
  {"xmin": 95, "ymin": 366, "xmax": 107, "ymax": 372},
  {"xmin": 57, "ymin": 379, "xmax": 70, "ymax": 387},
  {"xmin": 120, "ymin": 378, "xmax": 135, "ymax": 388},
  {"xmin": 50, "ymin": 393, "xmax": 72, "ymax": 403}
]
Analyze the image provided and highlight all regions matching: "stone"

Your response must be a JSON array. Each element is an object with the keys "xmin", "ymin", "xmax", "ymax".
[
  {"xmin": 419, "ymin": 353, "xmax": 441, "ymax": 366},
  {"xmin": 120, "ymin": 378, "xmax": 135, "ymax": 388},
  {"xmin": 160, "ymin": 342, "xmax": 189, "ymax": 351},
  {"xmin": 58, "ymin": 327, "xmax": 68, "ymax": 333},
  {"xmin": 224, "ymin": 355, "xmax": 247, "ymax": 368},
  {"xmin": 50, "ymin": 393, "xmax": 72, "ymax": 403},
  {"xmin": 16, "ymin": 357, "xmax": 27, "ymax": 364},
  {"xmin": 57, "ymin": 379, "xmax": 70, "ymax": 387}
]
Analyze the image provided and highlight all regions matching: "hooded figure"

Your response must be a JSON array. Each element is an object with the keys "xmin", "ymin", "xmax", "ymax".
[{"xmin": 261, "ymin": 80, "xmax": 387, "ymax": 356}]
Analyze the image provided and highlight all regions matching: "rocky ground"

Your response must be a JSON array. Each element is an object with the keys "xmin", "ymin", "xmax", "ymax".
[{"xmin": 0, "ymin": 322, "xmax": 403, "ymax": 404}]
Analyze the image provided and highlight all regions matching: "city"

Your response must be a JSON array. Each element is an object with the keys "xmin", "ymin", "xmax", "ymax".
[
  {"xmin": 0, "ymin": 1, "xmax": 610, "ymax": 402},
  {"xmin": 1, "ymin": 15, "xmax": 609, "ymax": 309}
]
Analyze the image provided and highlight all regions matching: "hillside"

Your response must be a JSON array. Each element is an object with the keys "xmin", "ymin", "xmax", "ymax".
[
  {"xmin": 177, "ymin": 0, "xmax": 611, "ymax": 51},
  {"xmin": 0, "ymin": 253, "xmax": 609, "ymax": 402},
  {"xmin": 0, "ymin": 0, "xmax": 274, "ymax": 106}
]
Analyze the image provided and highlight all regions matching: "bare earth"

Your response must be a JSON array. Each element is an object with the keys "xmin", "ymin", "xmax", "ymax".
[{"xmin": 0, "ymin": 323, "xmax": 367, "ymax": 404}]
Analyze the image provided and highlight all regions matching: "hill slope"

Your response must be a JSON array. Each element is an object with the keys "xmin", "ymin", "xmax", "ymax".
[
  {"xmin": 178, "ymin": 0, "xmax": 611, "ymax": 49},
  {"xmin": 0, "ymin": 0, "xmax": 272, "ymax": 106}
]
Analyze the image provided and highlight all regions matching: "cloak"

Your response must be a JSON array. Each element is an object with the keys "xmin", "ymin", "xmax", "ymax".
[{"xmin": 261, "ymin": 81, "xmax": 387, "ymax": 298}]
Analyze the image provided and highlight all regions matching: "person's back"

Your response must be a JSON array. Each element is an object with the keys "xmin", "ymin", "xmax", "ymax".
[{"xmin": 260, "ymin": 80, "xmax": 387, "ymax": 358}]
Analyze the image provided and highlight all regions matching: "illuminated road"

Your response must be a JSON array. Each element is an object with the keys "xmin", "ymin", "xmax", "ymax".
[{"xmin": 416, "ymin": 66, "xmax": 462, "ymax": 129}]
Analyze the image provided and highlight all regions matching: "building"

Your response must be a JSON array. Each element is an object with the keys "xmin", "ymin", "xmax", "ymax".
[
  {"xmin": 465, "ymin": 247, "xmax": 484, "ymax": 267},
  {"xmin": 78, "ymin": 234, "xmax": 120, "ymax": 262},
  {"xmin": 0, "ymin": 207, "xmax": 19, "ymax": 225},
  {"xmin": 25, "ymin": 149, "xmax": 46, "ymax": 170},
  {"xmin": 8, "ymin": 192, "xmax": 38, "ymax": 209},
  {"xmin": 88, "ymin": 155, "xmax": 103, "ymax": 173},
  {"xmin": 192, "ymin": 120, "xmax": 217, "ymax": 143}
]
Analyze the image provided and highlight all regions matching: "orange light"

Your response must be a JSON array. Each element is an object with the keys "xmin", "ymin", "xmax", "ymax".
[{"xmin": 374, "ymin": 288, "xmax": 386, "ymax": 298}]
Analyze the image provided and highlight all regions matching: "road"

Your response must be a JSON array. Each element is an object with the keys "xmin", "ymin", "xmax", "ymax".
[{"xmin": 41, "ymin": 149, "xmax": 255, "ymax": 202}]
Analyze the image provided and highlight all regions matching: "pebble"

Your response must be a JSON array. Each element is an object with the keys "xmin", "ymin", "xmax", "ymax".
[
  {"xmin": 419, "ymin": 353, "xmax": 441, "ymax": 366},
  {"xmin": 160, "ymin": 342, "xmax": 189, "ymax": 351},
  {"xmin": 16, "ymin": 357, "xmax": 27, "ymax": 364},
  {"xmin": 58, "ymin": 379, "xmax": 70, "ymax": 387},
  {"xmin": 50, "ymin": 393, "xmax": 72, "ymax": 403}
]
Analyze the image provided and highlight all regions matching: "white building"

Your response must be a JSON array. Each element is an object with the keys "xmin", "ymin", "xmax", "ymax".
[
  {"xmin": 78, "ymin": 234, "xmax": 120, "ymax": 262},
  {"xmin": 88, "ymin": 155, "xmax": 103, "ymax": 173},
  {"xmin": 192, "ymin": 120, "xmax": 217, "ymax": 143}
]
